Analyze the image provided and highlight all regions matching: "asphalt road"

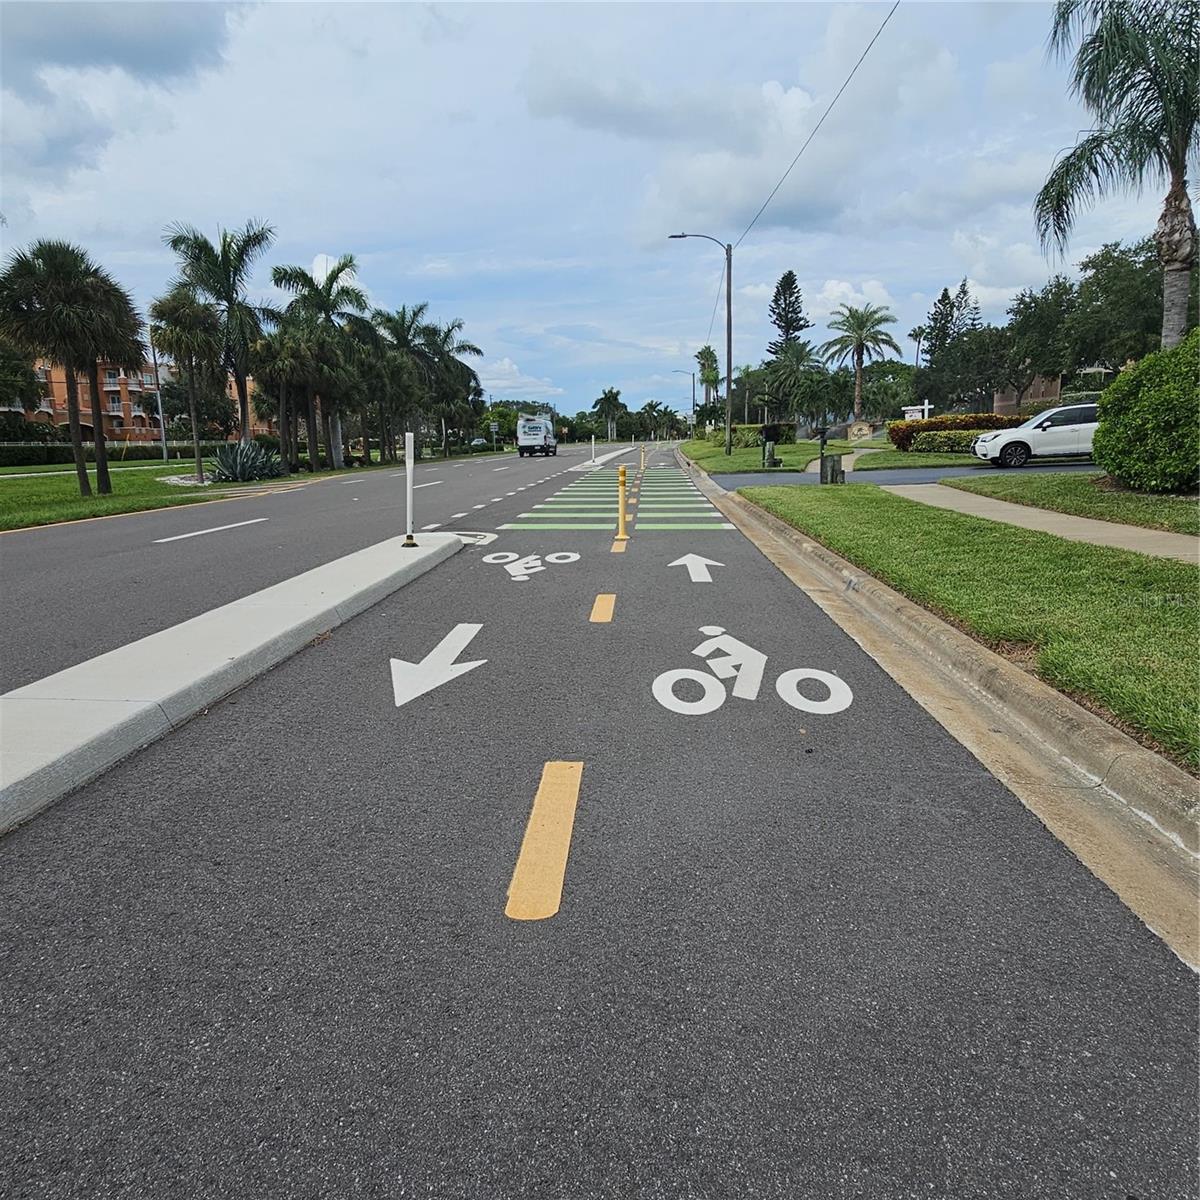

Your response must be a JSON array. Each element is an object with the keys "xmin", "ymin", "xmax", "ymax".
[
  {"xmin": 712, "ymin": 460, "xmax": 1100, "ymax": 488},
  {"xmin": 0, "ymin": 444, "xmax": 618, "ymax": 691},
  {"xmin": 1, "ymin": 446, "xmax": 1194, "ymax": 1199}
]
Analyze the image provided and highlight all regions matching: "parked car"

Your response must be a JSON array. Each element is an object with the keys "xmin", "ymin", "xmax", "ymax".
[
  {"xmin": 470, "ymin": 437, "xmax": 487, "ymax": 448},
  {"xmin": 972, "ymin": 402, "xmax": 1100, "ymax": 468}
]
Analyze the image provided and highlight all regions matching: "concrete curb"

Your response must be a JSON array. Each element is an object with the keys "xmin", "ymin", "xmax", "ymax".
[
  {"xmin": 679, "ymin": 450, "xmax": 1198, "ymax": 855},
  {"xmin": 0, "ymin": 533, "xmax": 462, "ymax": 835}
]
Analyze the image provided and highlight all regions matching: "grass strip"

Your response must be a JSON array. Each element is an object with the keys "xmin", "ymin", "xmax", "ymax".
[
  {"xmin": 850, "ymin": 450, "xmax": 983, "ymax": 471},
  {"xmin": 680, "ymin": 438, "xmax": 854, "ymax": 474},
  {"xmin": 941, "ymin": 471, "xmax": 1199, "ymax": 537},
  {"xmin": 740, "ymin": 484, "xmax": 1199, "ymax": 772}
]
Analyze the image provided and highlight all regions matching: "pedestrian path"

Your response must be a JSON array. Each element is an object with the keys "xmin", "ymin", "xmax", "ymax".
[
  {"xmin": 634, "ymin": 466, "xmax": 733, "ymax": 532},
  {"xmin": 882, "ymin": 483, "xmax": 1200, "ymax": 562},
  {"xmin": 496, "ymin": 465, "xmax": 733, "ymax": 533}
]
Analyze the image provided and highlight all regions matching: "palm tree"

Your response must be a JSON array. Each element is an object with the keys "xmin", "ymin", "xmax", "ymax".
[
  {"xmin": 373, "ymin": 304, "xmax": 432, "ymax": 460},
  {"xmin": 151, "ymin": 286, "xmax": 225, "ymax": 482},
  {"xmin": 0, "ymin": 240, "xmax": 142, "ymax": 497},
  {"xmin": 82, "ymin": 272, "xmax": 143, "ymax": 496},
  {"xmin": 271, "ymin": 253, "xmax": 369, "ymax": 468},
  {"xmin": 820, "ymin": 303, "xmax": 902, "ymax": 420},
  {"xmin": 908, "ymin": 325, "xmax": 926, "ymax": 367},
  {"xmin": 252, "ymin": 326, "xmax": 313, "ymax": 472},
  {"xmin": 639, "ymin": 399, "xmax": 665, "ymax": 439},
  {"xmin": 592, "ymin": 387, "xmax": 624, "ymax": 440},
  {"xmin": 768, "ymin": 340, "xmax": 825, "ymax": 434},
  {"xmin": 164, "ymin": 219, "xmax": 276, "ymax": 442},
  {"xmin": 420, "ymin": 317, "xmax": 483, "ymax": 457},
  {"xmin": 695, "ymin": 345, "xmax": 719, "ymax": 406},
  {"xmin": 1035, "ymin": 0, "xmax": 1198, "ymax": 347}
]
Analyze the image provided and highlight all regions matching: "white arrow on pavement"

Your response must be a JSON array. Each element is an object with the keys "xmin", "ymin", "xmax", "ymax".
[
  {"xmin": 668, "ymin": 554, "xmax": 725, "ymax": 584},
  {"xmin": 390, "ymin": 623, "xmax": 486, "ymax": 707}
]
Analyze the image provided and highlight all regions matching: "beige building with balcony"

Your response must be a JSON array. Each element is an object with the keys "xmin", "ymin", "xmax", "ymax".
[{"xmin": 22, "ymin": 360, "xmax": 164, "ymax": 441}]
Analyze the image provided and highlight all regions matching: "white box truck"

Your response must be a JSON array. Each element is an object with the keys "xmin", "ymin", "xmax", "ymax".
[{"xmin": 516, "ymin": 416, "xmax": 557, "ymax": 457}]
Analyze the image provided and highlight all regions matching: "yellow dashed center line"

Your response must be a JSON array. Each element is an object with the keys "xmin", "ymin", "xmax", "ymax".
[
  {"xmin": 506, "ymin": 761, "xmax": 585, "ymax": 921},
  {"xmin": 589, "ymin": 593, "xmax": 616, "ymax": 622}
]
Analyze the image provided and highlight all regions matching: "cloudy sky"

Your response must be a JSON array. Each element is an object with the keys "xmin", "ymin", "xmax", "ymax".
[{"xmin": 1, "ymin": 1, "xmax": 1161, "ymax": 417}]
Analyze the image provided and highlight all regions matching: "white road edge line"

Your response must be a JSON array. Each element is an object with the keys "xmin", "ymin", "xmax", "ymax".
[
  {"xmin": 154, "ymin": 518, "xmax": 269, "ymax": 544},
  {"xmin": 421, "ymin": 523, "xmax": 442, "ymax": 530},
  {"xmin": 413, "ymin": 481, "xmax": 443, "ymax": 489}
]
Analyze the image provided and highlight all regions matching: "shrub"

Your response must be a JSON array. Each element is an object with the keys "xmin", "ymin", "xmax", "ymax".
[
  {"xmin": 1093, "ymin": 328, "xmax": 1200, "ymax": 494},
  {"xmin": 910, "ymin": 430, "xmax": 990, "ymax": 453},
  {"xmin": 0, "ymin": 413, "xmax": 62, "ymax": 442},
  {"xmin": 207, "ymin": 442, "xmax": 285, "ymax": 482},
  {"xmin": 1058, "ymin": 389, "xmax": 1103, "ymax": 405},
  {"xmin": 253, "ymin": 434, "xmax": 281, "ymax": 453},
  {"xmin": 887, "ymin": 412, "xmax": 1025, "ymax": 451}
]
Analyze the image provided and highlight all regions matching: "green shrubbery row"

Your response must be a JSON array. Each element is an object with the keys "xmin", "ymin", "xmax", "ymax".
[
  {"xmin": 1094, "ymin": 328, "xmax": 1199, "ymax": 494},
  {"xmin": 705, "ymin": 423, "xmax": 797, "ymax": 448},
  {"xmin": 0, "ymin": 441, "xmax": 229, "ymax": 468},
  {"xmin": 887, "ymin": 413, "xmax": 1025, "ymax": 452},
  {"xmin": 910, "ymin": 430, "xmax": 989, "ymax": 454},
  {"xmin": 0, "ymin": 413, "xmax": 64, "ymax": 443}
]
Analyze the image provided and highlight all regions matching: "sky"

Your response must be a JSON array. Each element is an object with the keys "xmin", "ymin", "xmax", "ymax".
[{"xmin": 0, "ymin": 0, "xmax": 1163, "ymax": 418}]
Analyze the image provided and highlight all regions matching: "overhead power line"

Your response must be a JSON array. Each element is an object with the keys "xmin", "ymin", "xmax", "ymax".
[
  {"xmin": 705, "ymin": 261, "xmax": 726, "ymax": 344},
  {"xmin": 734, "ymin": 0, "xmax": 901, "ymax": 249}
]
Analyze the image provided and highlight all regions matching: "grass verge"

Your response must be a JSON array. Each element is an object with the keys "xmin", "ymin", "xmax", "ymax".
[
  {"xmin": 680, "ymin": 438, "xmax": 854, "ymax": 473},
  {"xmin": 940, "ymin": 471, "xmax": 1200, "ymax": 537},
  {"xmin": 850, "ymin": 450, "xmax": 982, "ymax": 471},
  {"xmin": 740, "ymin": 484, "xmax": 1199, "ymax": 772}
]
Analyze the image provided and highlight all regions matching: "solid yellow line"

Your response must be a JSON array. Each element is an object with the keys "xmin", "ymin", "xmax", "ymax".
[
  {"xmin": 589, "ymin": 593, "xmax": 615, "ymax": 622},
  {"xmin": 610, "ymin": 540, "xmax": 626, "ymax": 553},
  {"xmin": 506, "ymin": 761, "xmax": 584, "ymax": 921}
]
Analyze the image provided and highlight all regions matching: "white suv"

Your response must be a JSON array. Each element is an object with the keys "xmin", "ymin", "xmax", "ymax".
[{"xmin": 972, "ymin": 402, "xmax": 1100, "ymax": 468}]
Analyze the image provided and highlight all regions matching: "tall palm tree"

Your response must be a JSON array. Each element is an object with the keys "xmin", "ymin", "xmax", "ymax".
[
  {"xmin": 82, "ymin": 271, "xmax": 143, "ymax": 496},
  {"xmin": 272, "ymin": 254, "xmax": 369, "ymax": 469},
  {"xmin": 592, "ymin": 386, "xmax": 624, "ymax": 440},
  {"xmin": 373, "ymin": 304, "xmax": 432, "ymax": 460},
  {"xmin": 1035, "ymin": 0, "xmax": 1198, "ymax": 347},
  {"xmin": 820, "ymin": 303, "xmax": 902, "ymax": 420},
  {"xmin": 640, "ymin": 399, "xmax": 665, "ymax": 438},
  {"xmin": 420, "ymin": 317, "xmax": 483, "ymax": 456},
  {"xmin": 695, "ymin": 345, "xmax": 719, "ymax": 406},
  {"xmin": 151, "ymin": 286, "xmax": 225, "ymax": 482},
  {"xmin": 0, "ymin": 240, "xmax": 141, "ymax": 497},
  {"xmin": 164, "ymin": 218, "xmax": 276, "ymax": 441},
  {"xmin": 908, "ymin": 325, "xmax": 926, "ymax": 367}
]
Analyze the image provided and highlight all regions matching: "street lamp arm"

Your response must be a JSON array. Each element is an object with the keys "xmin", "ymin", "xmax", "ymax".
[{"xmin": 668, "ymin": 232, "xmax": 729, "ymax": 250}]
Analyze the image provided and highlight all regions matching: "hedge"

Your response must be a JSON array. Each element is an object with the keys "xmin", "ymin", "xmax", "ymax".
[
  {"xmin": 887, "ymin": 412, "xmax": 1025, "ymax": 452},
  {"xmin": 0, "ymin": 441, "xmax": 228, "ymax": 468},
  {"xmin": 1093, "ymin": 328, "xmax": 1200, "ymax": 494},
  {"xmin": 0, "ymin": 413, "xmax": 63, "ymax": 442},
  {"xmin": 910, "ymin": 430, "xmax": 989, "ymax": 454},
  {"xmin": 705, "ymin": 423, "xmax": 796, "ymax": 448}
]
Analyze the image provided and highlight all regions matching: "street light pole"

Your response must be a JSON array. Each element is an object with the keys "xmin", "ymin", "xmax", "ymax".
[{"xmin": 669, "ymin": 233, "xmax": 734, "ymax": 455}]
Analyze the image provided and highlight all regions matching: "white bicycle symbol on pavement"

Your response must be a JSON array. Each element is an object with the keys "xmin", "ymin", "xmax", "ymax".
[
  {"xmin": 482, "ymin": 550, "xmax": 580, "ymax": 582},
  {"xmin": 652, "ymin": 626, "xmax": 854, "ymax": 716}
]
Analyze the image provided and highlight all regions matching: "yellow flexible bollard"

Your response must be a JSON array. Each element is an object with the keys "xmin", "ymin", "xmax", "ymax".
[{"xmin": 615, "ymin": 465, "xmax": 629, "ymax": 541}]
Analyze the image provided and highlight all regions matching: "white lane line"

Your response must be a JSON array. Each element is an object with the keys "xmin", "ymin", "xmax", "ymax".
[
  {"xmin": 473, "ymin": 504, "xmax": 486, "ymax": 509},
  {"xmin": 413, "ymin": 481, "xmax": 443, "ymax": 489},
  {"xmin": 421, "ymin": 523, "xmax": 442, "ymax": 530},
  {"xmin": 154, "ymin": 517, "xmax": 269, "ymax": 544},
  {"xmin": 490, "ymin": 497, "xmax": 503, "ymax": 502},
  {"xmin": 451, "ymin": 511, "xmax": 468, "ymax": 518},
  {"xmin": 493, "ymin": 466, "xmax": 510, "ymax": 472}
]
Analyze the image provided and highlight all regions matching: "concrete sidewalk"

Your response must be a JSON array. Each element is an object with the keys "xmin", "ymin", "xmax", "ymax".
[{"xmin": 883, "ymin": 483, "xmax": 1199, "ymax": 562}]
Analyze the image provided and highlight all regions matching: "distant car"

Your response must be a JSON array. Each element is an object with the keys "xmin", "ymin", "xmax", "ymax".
[
  {"xmin": 972, "ymin": 402, "xmax": 1100, "ymax": 468},
  {"xmin": 470, "ymin": 437, "xmax": 487, "ymax": 448}
]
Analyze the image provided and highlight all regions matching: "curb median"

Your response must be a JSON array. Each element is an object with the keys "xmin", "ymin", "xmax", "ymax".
[{"xmin": 0, "ymin": 532, "xmax": 462, "ymax": 835}]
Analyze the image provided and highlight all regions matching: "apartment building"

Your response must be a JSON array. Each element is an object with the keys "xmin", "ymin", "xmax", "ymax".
[{"xmin": 20, "ymin": 361, "xmax": 164, "ymax": 441}]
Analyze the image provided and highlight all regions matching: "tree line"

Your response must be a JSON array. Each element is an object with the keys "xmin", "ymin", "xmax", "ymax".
[{"xmin": 0, "ymin": 222, "xmax": 488, "ymax": 495}]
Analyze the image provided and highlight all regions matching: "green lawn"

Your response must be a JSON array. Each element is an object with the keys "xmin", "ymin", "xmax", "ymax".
[
  {"xmin": 0, "ymin": 459, "xmax": 205, "ymax": 476},
  {"xmin": 740, "ymin": 484, "xmax": 1199, "ymax": 771},
  {"xmin": 850, "ymin": 450, "xmax": 982, "ymax": 471},
  {"xmin": 680, "ymin": 438, "xmax": 854, "ymax": 473},
  {"xmin": 0, "ymin": 469, "xmax": 229, "ymax": 531},
  {"xmin": 941, "ymin": 471, "xmax": 1200, "ymax": 537}
]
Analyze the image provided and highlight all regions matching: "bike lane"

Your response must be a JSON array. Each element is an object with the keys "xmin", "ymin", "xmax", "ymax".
[{"xmin": 1, "ymin": 450, "xmax": 1195, "ymax": 1198}]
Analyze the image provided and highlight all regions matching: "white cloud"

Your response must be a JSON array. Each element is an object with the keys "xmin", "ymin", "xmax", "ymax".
[{"xmin": 478, "ymin": 357, "xmax": 565, "ymax": 400}]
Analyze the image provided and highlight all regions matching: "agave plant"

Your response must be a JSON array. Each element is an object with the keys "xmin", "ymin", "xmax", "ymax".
[{"xmin": 207, "ymin": 441, "xmax": 285, "ymax": 482}]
